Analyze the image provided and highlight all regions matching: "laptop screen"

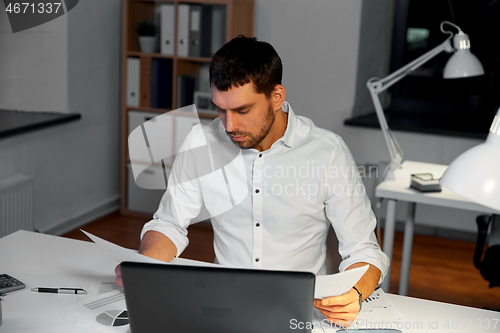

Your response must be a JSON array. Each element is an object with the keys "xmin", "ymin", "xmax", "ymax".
[{"xmin": 121, "ymin": 261, "xmax": 315, "ymax": 333}]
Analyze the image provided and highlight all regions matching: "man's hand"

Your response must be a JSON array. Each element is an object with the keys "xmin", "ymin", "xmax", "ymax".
[
  {"xmin": 313, "ymin": 263, "xmax": 381, "ymax": 328},
  {"xmin": 313, "ymin": 288, "xmax": 360, "ymax": 328},
  {"xmin": 115, "ymin": 264, "xmax": 123, "ymax": 289},
  {"xmin": 114, "ymin": 231, "xmax": 178, "ymax": 288}
]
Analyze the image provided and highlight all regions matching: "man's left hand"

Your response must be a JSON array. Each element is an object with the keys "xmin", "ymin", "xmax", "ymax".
[{"xmin": 313, "ymin": 288, "xmax": 360, "ymax": 328}]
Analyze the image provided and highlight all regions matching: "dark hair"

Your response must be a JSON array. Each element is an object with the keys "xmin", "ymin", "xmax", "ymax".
[{"xmin": 209, "ymin": 36, "xmax": 283, "ymax": 98}]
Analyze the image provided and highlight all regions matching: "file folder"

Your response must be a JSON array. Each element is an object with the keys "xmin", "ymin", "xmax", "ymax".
[
  {"xmin": 211, "ymin": 5, "xmax": 227, "ymax": 56},
  {"xmin": 197, "ymin": 62, "xmax": 211, "ymax": 93},
  {"xmin": 200, "ymin": 4, "xmax": 212, "ymax": 58},
  {"xmin": 126, "ymin": 58, "xmax": 140, "ymax": 107},
  {"xmin": 188, "ymin": 4, "xmax": 202, "ymax": 57},
  {"xmin": 159, "ymin": 3, "xmax": 175, "ymax": 56},
  {"xmin": 150, "ymin": 58, "xmax": 173, "ymax": 109},
  {"xmin": 177, "ymin": 75, "xmax": 195, "ymax": 108},
  {"xmin": 177, "ymin": 4, "xmax": 190, "ymax": 57}
]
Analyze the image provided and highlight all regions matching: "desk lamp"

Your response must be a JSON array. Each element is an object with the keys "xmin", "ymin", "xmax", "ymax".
[
  {"xmin": 440, "ymin": 110, "xmax": 500, "ymax": 290},
  {"xmin": 367, "ymin": 21, "xmax": 484, "ymax": 180},
  {"xmin": 440, "ymin": 108, "xmax": 500, "ymax": 212}
]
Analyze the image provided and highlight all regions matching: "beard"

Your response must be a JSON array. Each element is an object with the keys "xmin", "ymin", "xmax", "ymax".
[{"xmin": 226, "ymin": 103, "xmax": 276, "ymax": 150}]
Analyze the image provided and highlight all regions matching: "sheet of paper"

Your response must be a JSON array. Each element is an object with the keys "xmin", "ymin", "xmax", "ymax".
[
  {"xmin": 312, "ymin": 288, "xmax": 404, "ymax": 332},
  {"xmin": 356, "ymin": 288, "xmax": 404, "ymax": 324},
  {"xmin": 314, "ymin": 265, "xmax": 368, "ymax": 299},
  {"xmin": 81, "ymin": 230, "xmax": 218, "ymax": 267},
  {"xmin": 82, "ymin": 230, "xmax": 368, "ymax": 299}
]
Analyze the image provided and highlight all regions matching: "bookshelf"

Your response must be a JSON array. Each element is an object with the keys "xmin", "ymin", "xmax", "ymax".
[{"xmin": 120, "ymin": 0, "xmax": 254, "ymax": 217}]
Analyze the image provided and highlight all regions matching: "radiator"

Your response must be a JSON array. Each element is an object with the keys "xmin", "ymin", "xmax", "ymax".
[{"xmin": 0, "ymin": 174, "xmax": 34, "ymax": 237}]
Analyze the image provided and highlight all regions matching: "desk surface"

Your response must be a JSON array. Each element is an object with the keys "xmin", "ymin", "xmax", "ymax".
[
  {"xmin": 1, "ymin": 230, "xmax": 499, "ymax": 333},
  {"xmin": 376, "ymin": 160, "xmax": 500, "ymax": 214}
]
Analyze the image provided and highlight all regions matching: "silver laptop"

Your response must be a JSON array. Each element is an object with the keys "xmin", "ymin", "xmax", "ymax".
[{"xmin": 121, "ymin": 261, "xmax": 315, "ymax": 333}]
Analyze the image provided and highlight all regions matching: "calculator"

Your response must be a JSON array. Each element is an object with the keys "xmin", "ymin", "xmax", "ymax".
[{"xmin": 0, "ymin": 274, "xmax": 26, "ymax": 293}]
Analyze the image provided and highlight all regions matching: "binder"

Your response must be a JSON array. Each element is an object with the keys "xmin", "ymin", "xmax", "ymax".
[
  {"xmin": 126, "ymin": 57, "xmax": 140, "ymax": 107},
  {"xmin": 211, "ymin": 5, "xmax": 227, "ymax": 56},
  {"xmin": 200, "ymin": 5, "xmax": 212, "ymax": 58},
  {"xmin": 188, "ymin": 4, "xmax": 202, "ymax": 57},
  {"xmin": 197, "ymin": 62, "xmax": 211, "ymax": 93},
  {"xmin": 159, "ymin": 3, "xmax": 175, "ymax": 56},
  {"xmin": 150, "ymin": 58, "xmax": 173, "ymax": 109},
  {"xmin": 177, "ymin": 4, "xmax": 190, "ymax": 57},
  {"xmin": 177, "ymin": 75, "xmax": 195, "ymax": 108}
]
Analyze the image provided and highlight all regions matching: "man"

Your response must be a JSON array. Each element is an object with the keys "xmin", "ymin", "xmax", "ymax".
[{"xmin": 117, "ymin": 36, "xmax": 389, "ymax": 327}]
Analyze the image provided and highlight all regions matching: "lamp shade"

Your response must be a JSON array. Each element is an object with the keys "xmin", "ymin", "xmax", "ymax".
[
  {"xmin": 443, "ymin": 32, "xmax": 485, "ymax": 78},
  {"xmin": 440, "ymin": 109, "xmax": 500, "ymax": 211}
]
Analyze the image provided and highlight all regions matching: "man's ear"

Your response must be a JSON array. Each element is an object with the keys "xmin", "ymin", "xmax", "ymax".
[{"xmin": 272, "ymin": 85, "xmax": 286, "ymax": 111}]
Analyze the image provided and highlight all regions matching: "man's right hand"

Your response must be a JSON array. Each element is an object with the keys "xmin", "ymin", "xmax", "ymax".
[
  {"xmin": 115, "ymin": 264, "xmax": 123, "ymax": 289},
  {"xmin": 114, "ymin": 231, "xmax": 178, "ymax": 288}
]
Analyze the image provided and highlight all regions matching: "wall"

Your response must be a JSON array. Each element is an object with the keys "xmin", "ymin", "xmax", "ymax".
[
  {"xmin": 0, "ymin": 4, "xmax": 68, "ymax": 112},
  {"xmin": 254, "ymin": 0, "xmax": 485, "ymax": 237},
  {"xmin": 0, "ymin": 0, "xmax": 121, "ymax": 234},
  {"xmin": 255, "ymin": 0, "xmax": 363, "ymax": 130}
]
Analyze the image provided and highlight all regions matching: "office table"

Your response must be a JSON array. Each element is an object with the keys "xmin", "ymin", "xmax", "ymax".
[
  {"xmin": 1, "ymin": 230, "xmax": 499, "ymax": 332},
  {"xmin": 376, "ymin": 160, "xmax": 500, "ymax": 295}
]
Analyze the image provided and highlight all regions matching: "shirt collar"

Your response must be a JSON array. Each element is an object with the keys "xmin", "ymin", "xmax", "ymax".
[{"xmin": 277, "ymin": 101, "xmax": 308, "ymax": 149}]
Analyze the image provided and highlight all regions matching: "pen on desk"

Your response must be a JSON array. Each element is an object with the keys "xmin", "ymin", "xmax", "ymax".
[{"xmin": 31, "ymin": 288, "xmax": 87, "ymax": 295}]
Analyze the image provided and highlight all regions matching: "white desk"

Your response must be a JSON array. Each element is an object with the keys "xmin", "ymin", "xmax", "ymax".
[
  {"xmin": 376, "ymin": 160, "xmax": 500, "ymax": 295},
  {"xmin": 1, "ymin": 230, "xmax": 499, "ymax": 332}
]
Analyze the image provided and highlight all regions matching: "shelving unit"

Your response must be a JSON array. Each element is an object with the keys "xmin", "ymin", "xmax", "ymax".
[{"xmin": 120, "ymin": 0, "xmax": 255, "ymax": 217}]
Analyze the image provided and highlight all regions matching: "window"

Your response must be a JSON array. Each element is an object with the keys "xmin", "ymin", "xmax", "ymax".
[{"xmin": 347, "ymin": 0, "xmax": 500, "ymax": 138}]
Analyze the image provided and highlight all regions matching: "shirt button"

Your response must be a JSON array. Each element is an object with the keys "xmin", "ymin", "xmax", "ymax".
[
  {"xmin": 259, "ymin": 153, "xmax": 262, "ymax": 158},
  {"xmin": 256, "ymin": 223, "xmax": 260, "ymax": 227},
  {"xmin": 255, "ymin": 189, "xmax": 260, "ymax": 193},
  {"xmin": 255, "ymin": 258, "xmax": 260, "ymax": 262}
]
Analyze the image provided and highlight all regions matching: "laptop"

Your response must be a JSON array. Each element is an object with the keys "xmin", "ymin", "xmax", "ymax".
[{"xmin": 121, "ymin": 261, "xmax": 315, "ymax": 333}]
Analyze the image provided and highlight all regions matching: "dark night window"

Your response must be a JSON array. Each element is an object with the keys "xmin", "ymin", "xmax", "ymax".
[{"xmin": 346, "ymin": 0, "xmax": 500, "ymax": 139}]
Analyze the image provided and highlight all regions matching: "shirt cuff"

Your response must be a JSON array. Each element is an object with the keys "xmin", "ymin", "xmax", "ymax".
[
  {"xmin": 140, "ymin": 219, "xmax": 190, "ymax": 258},
  {"xmin": 338, "ymin": 248, "xmax": 390, "ymax": 286}
]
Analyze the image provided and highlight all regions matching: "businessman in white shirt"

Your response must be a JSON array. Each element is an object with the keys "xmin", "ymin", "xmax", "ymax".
[{"xmin": 116, "ymin": 36, "xmax": 389, "ymax": 327}]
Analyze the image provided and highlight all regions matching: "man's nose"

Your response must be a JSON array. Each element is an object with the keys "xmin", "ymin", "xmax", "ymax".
[{"xmin": 225, "ymin": 111, "xmax": 240, "ymax": 133}]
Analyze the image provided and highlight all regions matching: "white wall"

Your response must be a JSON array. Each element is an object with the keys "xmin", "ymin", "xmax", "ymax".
[
  {"xmin": 254, "ymin": 0, "xmax": 485, "ymax": 236},
  {"xmin": 0, "ymin": 0, "xmax": 121, "ymax": 233},
  {"xmin": 256, "ymin": 0, "xmax": 363, "ymax": 130},
  {"xmin": 0, "ymin": 6, "xmax": 68, "ymax": 112}
]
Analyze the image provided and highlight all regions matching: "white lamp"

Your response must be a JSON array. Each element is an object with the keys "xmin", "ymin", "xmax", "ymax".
[
  {"xmin": 367, "ymin": 21, "xmax": 484, "ymax": 180},
  {"xmin": 440, "ymin": 108, "xmax": 500, "ymax": 211}
]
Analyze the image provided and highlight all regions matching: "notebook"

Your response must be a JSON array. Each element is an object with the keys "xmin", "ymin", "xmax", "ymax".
[{"xmin": 121, "ymin": 261, "xmax": 315, "ymax": 333}]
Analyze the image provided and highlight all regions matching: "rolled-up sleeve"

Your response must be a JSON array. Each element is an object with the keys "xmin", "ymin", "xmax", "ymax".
[
  {"xmin": 141, "ymin": 126, "xmax": 205, "ymax": 258},
  {"xmin": 140, "ymin": 175, "xmax": 202, "ymax": 257},
  {"xmin": 324, "ymin": 139, "xmax": 389, "ymax": 285}
]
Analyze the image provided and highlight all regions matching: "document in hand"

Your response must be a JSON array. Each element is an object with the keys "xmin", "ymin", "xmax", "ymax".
[{"xmin": 81, "ymin": 230, "xmax": 368, "ymax": 299}]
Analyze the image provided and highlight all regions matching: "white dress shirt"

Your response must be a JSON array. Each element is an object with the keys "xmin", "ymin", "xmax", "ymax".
[{"xmin": 141, "ymin": 102, "xmax": 389, "ymax": 282}]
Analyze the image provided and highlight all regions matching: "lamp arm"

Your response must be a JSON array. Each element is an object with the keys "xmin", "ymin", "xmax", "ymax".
[
  {"xmin": 366, "ymin": 37, "xmax": 454, "ymax": 179},
  {"xmin": 367, "ymin": 82, "xmax": 403, "ymax": 179},
  {"xmin": 370, "ymin": 38, "xmax": 454, "ymax": 94}
]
